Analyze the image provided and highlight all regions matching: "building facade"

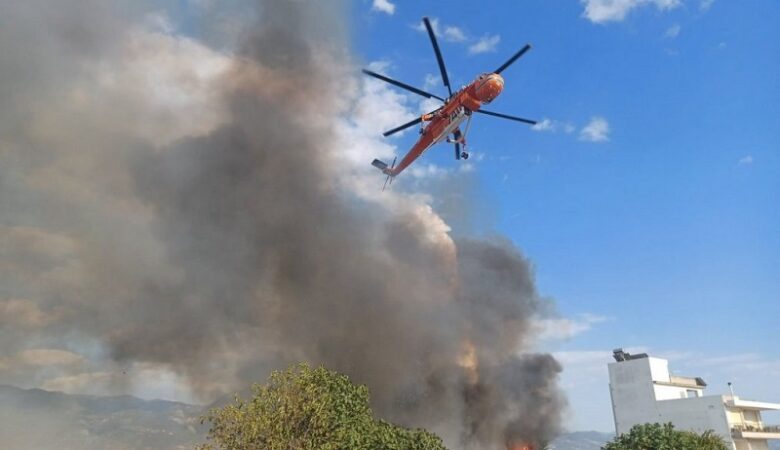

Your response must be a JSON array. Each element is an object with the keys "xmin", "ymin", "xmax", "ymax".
[{"xmin": 608, "ymin": 349, "xmax": 780, "ymax": 450}]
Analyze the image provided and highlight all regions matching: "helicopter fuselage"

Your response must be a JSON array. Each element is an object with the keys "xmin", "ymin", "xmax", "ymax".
[{"xmin": 388, "ymin": 73, "xmax": 504, "ymax": 176}]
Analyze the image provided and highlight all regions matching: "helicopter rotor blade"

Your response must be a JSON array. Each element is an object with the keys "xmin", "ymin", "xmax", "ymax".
[
  {"xmin": 494, "ymin": 43, "xmax": 532, "ymax": 75},
  {"xmin": 422, "ymin": 17, "xmax": 453, "ymax": 98},
  {"xmin": 383, "ymin": 106, "xmax": 443, "ymax": 137},
  {"xmin": 382, "ymin": 117, "xmax": 424, "ymax": 137},
  {"xmin": 475, "ymin": 109, "xmax": 537, "ymax": 125},
  {"xmin": 362, "ymin": 69, "xmax": 445, "ymax": 101}
]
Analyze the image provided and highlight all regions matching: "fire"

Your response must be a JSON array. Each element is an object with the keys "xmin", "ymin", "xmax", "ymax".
[
  {"xmin": 457, "ymin": 339, "xmax": 479, "ymax": 384},
  {"xmin": 508, "ymin": 444, "xmax": 534, "ymax": 450}
]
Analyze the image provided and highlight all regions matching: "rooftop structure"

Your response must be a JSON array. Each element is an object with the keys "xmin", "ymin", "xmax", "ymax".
[{"xmin": 608, "ymin": 349, "xmax": 780, "ymax": 450}]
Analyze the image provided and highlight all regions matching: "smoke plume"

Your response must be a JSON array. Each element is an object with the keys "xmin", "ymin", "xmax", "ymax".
[{"xmin": 0, "ymin": 1, "xmax": 565, "ymax": 448}]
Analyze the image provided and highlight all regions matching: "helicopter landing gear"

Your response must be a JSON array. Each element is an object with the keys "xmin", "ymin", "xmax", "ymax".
[{"xmin": 449, "ymin": 131, "xmax": 469, "ymax": 160}]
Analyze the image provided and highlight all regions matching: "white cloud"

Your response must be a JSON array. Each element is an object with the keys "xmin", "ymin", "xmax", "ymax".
[
  {"xmin": 468, "ymin": 34, "xmax": 501, "ymax": 54},
  {"xmin": 349, "ymin": 63, "xmax": 416, "ymax": 139},
  {"xmin": 581, "ymin": 0, "xmax": 682, "ymax": 24},
  {"xmin": 553, "ymin": 350, "xmax": 612, "ymax": 366},
  {"xmin": 738, "ymin": 155, "xmax": 754, "ymax": 165},
  {"xmin": 409, "ymin": 163, "xmax": 449, "ymax": 179},
  {"xmin": 535, "ymin": 313, "xmax": 610, "ymax": 341},
  {"xmin": 664, "ymin": 23, "xmax": 681, "ymax": 38},
  {"xmin": 366, "ymin": 60, "xmax": 391, "ymax": 73},
  {"xmin": 372, "ymin": 0, "xmax": 395, "ymax": 15},
  {"xmin": 531, "ymin": 118, "xmax": 555, "ymax": 132},
  {"xmin": 694, "ymin": 355, "xmax": 780, "ymax": 385},
  {"xmin": 334, "ymin": 61, "xmax": 442, "ymax": 193},
  {"xmin": 443, "ymin": 25, "xmax": 467, "ymax": 42},
  {"xmin": 405, "ymin": 157, "xmax": 480, "ymax": 181},
  {"xmin": 414, "ymin": 18, "xmax": 468, "ymax": 43},
  {"xmin": 700, "ymin": 0, "xmax": 715, "ymax": 11},
  {"xmin": 423, "ymin": 73, "xmax": 440, "ymax": 90},
  {"xmin": 532, "ymin": 118, "xmax": 577, "ymax": 134},
  {"xmin": 459, "ymin": 162, "xmax": 475, "ymax": 173},
  {"xmin": 580, "ymin": 116, "xmax": 611, "ymax": 142}
]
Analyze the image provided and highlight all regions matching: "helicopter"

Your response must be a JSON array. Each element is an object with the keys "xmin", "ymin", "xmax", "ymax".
[{"xmin": 364, "ymin": 17, "xmax": 538, "ymax": 187}]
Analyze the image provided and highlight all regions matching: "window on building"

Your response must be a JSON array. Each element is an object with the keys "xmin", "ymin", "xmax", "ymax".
[{"xmin": 687, "ymin": 389, "xmax": 698, "ymax": 398}]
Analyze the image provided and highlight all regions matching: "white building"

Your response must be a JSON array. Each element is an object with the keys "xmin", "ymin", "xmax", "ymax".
[{"xmin": 608, "ymin": 349, "xmax": 780, "ymax": 450}]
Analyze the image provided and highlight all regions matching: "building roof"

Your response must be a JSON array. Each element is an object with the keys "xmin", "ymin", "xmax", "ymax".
[
  {"xmin": 727, "ymin": 397, "xmax": 780, "ymax": 411},
  {"xmin": 653, "ymin": 375, "xmax": 707, "ymax": 389}
]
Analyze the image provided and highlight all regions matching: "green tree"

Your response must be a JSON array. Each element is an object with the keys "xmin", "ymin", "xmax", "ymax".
[
  {"xmin": 198, "ymin": 363, "xmax": 447, "ymax": 450},
  {"xmin": 603, "ymin": 423, "xmax": 728, "ymax": 450}
]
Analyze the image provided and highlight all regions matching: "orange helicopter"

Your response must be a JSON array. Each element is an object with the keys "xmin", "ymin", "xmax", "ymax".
[{"xmin": 365, "ymin": 17, "xmax": 538, "ymax": 187}]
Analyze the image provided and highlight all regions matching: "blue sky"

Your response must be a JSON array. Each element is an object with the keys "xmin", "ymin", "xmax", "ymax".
[{"xmin": 354, "ymin": 0, "xmax": 779, "ymax": 431}]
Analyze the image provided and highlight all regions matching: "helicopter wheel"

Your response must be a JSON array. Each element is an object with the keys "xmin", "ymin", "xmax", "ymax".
[{"xmin": 461, "ymin": 152, "xmax": 469, "ymax": 160}]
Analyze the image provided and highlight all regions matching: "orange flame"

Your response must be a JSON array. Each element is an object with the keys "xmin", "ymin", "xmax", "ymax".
[
  {"xmin": 457, "ymin": 339, "xmax": 479, "ymax": 384},
  {"xmin": 508, "ymin": 444, "xmax": 534, "ymax": 450}
]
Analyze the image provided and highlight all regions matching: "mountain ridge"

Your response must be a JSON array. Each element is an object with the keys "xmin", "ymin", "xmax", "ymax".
[
  {"xmin": 2, "ymin": 385, "xmax": 776, "ymax": 450},
  {"xmin": 0, "ymin": 384, "xmax": 204, "ymax": 450}
]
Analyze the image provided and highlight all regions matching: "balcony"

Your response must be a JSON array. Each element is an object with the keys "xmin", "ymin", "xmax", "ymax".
[{"xmin": 731, "ymin": 424, "xmax": 780, "ymax": 440}]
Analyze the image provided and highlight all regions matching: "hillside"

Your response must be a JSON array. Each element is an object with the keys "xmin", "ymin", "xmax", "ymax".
[
  {"xmin": 5, "ymin": 385, "xmax": 770, "ymax": 450},
  {"xmin": 550, "ymin": 431, "xmax": 613, "ymax": 450},
  {"xmin": 0, "ymin": 385, "xmax": 203, "ymax": 450}
]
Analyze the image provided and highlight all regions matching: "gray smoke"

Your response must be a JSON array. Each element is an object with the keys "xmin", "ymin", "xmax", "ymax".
[{"xmin": 0, "ymin": 1, "xmax": 565, "ymax": 448}]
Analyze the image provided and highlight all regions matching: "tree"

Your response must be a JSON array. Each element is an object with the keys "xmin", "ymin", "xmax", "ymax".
[
  {"xmin": 603, "ymin": 423, "xmax": 728, "ymax": 450},
  {"xmin": 198, "ymin": 363, "xmax": 448, "ymax": 450}
]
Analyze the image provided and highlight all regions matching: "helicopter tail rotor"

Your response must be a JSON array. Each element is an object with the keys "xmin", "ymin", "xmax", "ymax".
[
  {"xmin": 371, "ymin": 157, "xmax": 398, "ymax": 191},
  {"xmin": 382, "ymin": 157, "xmax": 397, "ymax": 191}
]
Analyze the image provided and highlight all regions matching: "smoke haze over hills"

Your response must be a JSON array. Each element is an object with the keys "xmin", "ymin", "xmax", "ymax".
[{"xmin": 0, "ymin": 385, "xmax": 615, "ymax": 450}]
